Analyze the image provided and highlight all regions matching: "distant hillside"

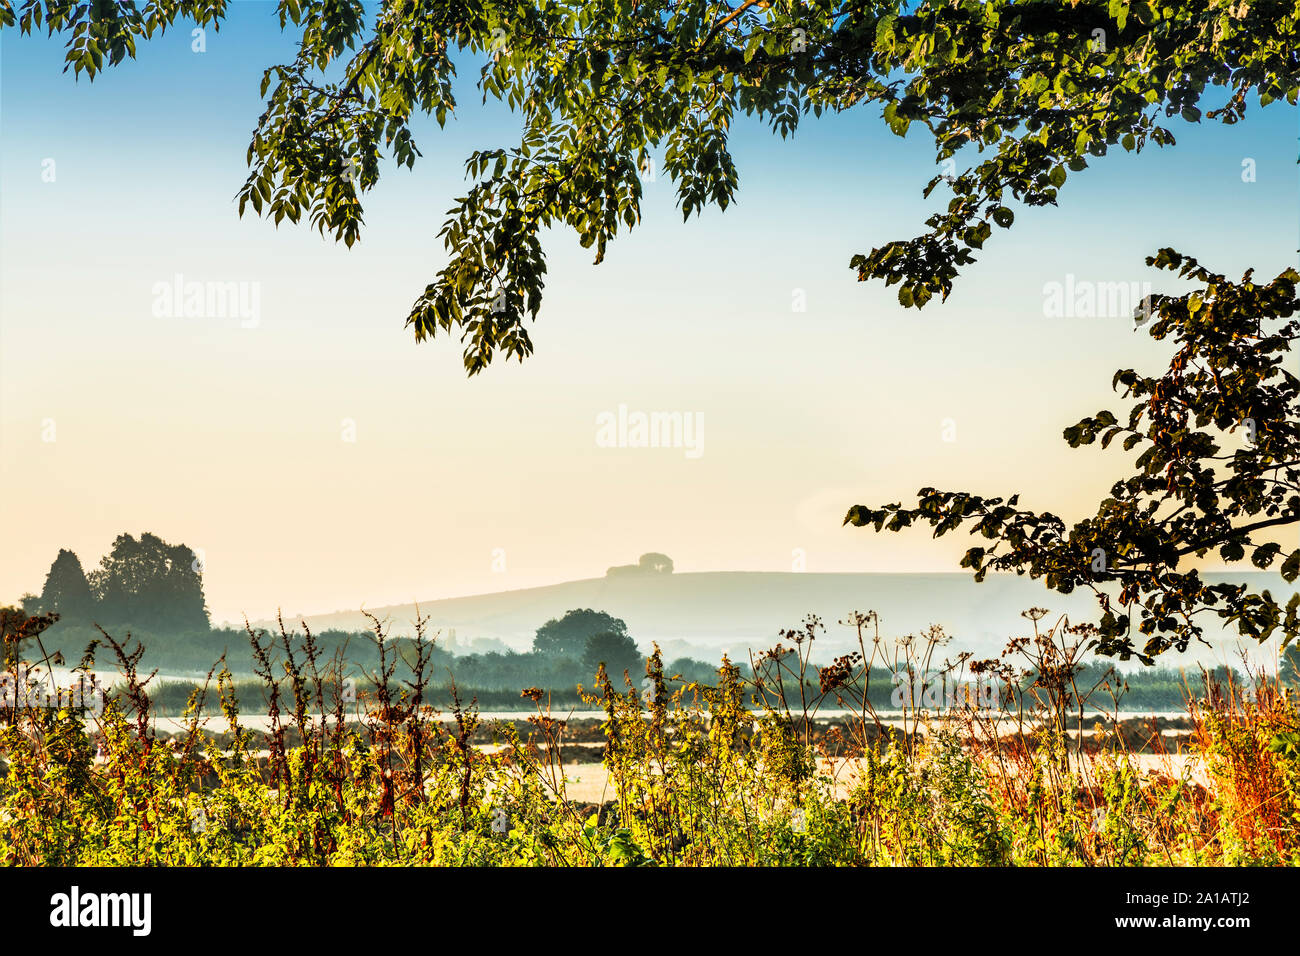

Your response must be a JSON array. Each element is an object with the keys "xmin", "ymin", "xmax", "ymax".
[{"xmin": 252, "ymin": 570, "xmax": 1296, "ymax": 667}]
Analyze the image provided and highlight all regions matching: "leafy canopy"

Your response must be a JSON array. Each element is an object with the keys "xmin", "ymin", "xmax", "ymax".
[
  {"xmin": 847, "ymin": 250, "xmax": 1300, "ymax": 662},
  {"xmin": 5, "ymin": 0, "xmax": 1296, "ymax": 372},
  {"xmin": 38, "ymin": 548, "xmax": 96, "ymax": 621},
  {"xmin": 88, "ymin": 532, "xmax": 210, "ymax": 633},
  {"xmin": 6, "ymin": 2, "xmax": 1297, "ymax": 661},
  {"xmin": 581, "ymin": 628, "xmax": 643, "ymax": 679},
  {"xmin": 533, "ymin": 608, "xmax": 630, "ymax": 659}
]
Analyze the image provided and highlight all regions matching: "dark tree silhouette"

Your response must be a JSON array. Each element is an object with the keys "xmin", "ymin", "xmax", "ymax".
[
  {"xmin": 88, "ymin": 532, "xmax": 210, "ymax": 634},
  {"xmin": 533, "ymin": 608, "xmax": 629, "ymax": 660},
  {"xmin": 638, "ymin": 553, "xmax": 674, "ymax": 574},
  {"xmin": 39, "ymin": 549, "xmax": 97, "ymax": 622},
  {"xmin": 582, "ymin": 630, "xmax": 643, "ymax": 682}
]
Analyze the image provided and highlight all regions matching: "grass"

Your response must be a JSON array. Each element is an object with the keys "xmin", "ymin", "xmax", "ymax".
[{"xmin": 0, "ymin": 608, "xmax": 1296, "ymax": 866}]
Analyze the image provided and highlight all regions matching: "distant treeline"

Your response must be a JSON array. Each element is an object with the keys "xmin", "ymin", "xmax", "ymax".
[
  {"xmin": 10, "ymin": 539, "xmax": 1297, "ymax": 713},
  {"xmin": 19, "ymin": 609, "xmax": 1291, "ymax": 716},
  {"xmin": 140, "ymin": 651, "xmax": 1259, "ymax": 716}
]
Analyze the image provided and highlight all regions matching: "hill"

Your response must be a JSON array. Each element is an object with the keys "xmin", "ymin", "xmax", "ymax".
[{"xmin": 251, "ymin": 570, "xmax": 1296, "ymax": 667}]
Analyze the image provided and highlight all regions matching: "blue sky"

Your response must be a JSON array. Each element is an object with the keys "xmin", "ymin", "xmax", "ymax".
[{"xmin": 2, "ymin": 2, "xmax": 1297, "ymax": 623}]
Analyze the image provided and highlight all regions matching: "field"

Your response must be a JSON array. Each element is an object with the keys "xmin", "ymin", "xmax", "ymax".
[{"xmin": 1, "ymin": 610, "xmax": 1297, "ymax": 867}]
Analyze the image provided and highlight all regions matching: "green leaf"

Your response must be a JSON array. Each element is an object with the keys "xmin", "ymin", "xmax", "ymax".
[{"xmin": 1219, "ymin": 541, "xmax": 1246, "ymax": 563}]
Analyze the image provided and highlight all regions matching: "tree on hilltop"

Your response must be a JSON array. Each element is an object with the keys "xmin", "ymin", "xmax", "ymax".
[{"xmin": 638, "ymin": 553, "xmax": 674, "ymax": 574}]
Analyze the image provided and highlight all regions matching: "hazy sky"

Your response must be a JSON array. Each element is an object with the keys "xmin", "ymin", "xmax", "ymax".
[{"xmin": 2, "ymin": 3, "xmax": 1296, "ymax": 624}]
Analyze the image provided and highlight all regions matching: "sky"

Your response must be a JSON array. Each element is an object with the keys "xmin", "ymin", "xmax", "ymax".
[{"xmin": 1, "ymin": 2, "xmax": 1297, "ymax": 625}]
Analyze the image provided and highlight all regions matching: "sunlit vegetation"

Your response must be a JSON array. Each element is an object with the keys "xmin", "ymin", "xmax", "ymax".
[{"xmin": 2, "ymin": 607, "xmax": 1296, "ymax": 866}]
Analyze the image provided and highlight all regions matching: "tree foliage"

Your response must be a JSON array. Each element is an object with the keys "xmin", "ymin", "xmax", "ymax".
[
  {"xmin": 581, "ymin": 628, "xmax": 643, "ymax": 679},
  {"xmin": 847, "ymin": 250, "xmax": 1300, "ymax": 662},
  {"xmin": 532, "ymin": 607, "xmax": 630, "ymax": 659},
  {"xmin": 5, "ymin": 0, "xmax": 1295, "ymax": 371},
  {"xmin": 1283, "ymin": 642, "xmax": 1300, "ymax": 687},
  {"xmin": 38, "ymin": 548, "xmax": 96, "ymax": 622},
  {"xmin": 638, "ymin": 552, "xmax": 674, "ymax": 574},
  {"xmin": 607, "ymin": 552, "xmax": 675, "ymax": 576},
  {"xmin": 88, "ymin": 532, "xmax": 210, "ymax": 634}
]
